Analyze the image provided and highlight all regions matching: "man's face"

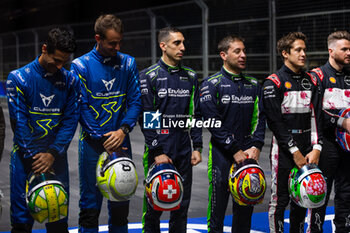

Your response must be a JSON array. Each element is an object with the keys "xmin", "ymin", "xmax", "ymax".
[
  {"xmin": 330, "ymin": 39, "xmax": 350, "ymax": 66},
  {"xmin": 283, "ymin": 39, "xmax": 306, "ymax": 70},
  {"xmin": 160, "ymin": 32, "xmax": 185, "ymax": 66},
  {"xmin": 221, "ymin": 41, "xmax": 246, "ymax": 73},
  {"xmin": 96, "ymin": 29, "xmax": 123, "ymax": 57},
  {"xmin": 42, "ymin": 46, "xmax": 71, "ymax": 73}
]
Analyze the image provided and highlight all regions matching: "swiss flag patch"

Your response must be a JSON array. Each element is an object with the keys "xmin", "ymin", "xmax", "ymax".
[{"xmin": 161, "ymin": 129, "xmax": 169, "ymax": 134}]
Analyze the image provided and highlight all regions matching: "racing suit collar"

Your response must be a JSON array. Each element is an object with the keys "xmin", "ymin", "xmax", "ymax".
[
  {"xmin": 325, "ymin": 61, "xmax": 344, "ymax": 76},
  {"xmin": 221, "ymin": 66, "xmax": 242, "ymax": 81},
  {"xmin": 92, "ymin": 46, "xmax": 121, "ymax": 69},
  {"xmin": 281, "ymin": 64, "xmax": 304, "ymax": 79},
  {"xmin": 33, "ymin": 56, "xmax": 59, "ymax": 78},
  {"xmin": 159, "ymin": 58, "xmax": 181, "ymax": 73}
]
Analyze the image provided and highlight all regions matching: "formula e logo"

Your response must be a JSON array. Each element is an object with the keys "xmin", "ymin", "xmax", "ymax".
[
  {"xmin": 40, "ymin": 94, "xmax": 55, "ymax": 107},
  {"xmin": 143, "ymin": 110, "xmax": 161, "ymax": 129},
  {"xmin": 102, "ymin": 78, "xmax": 116, "ymax": 91}
]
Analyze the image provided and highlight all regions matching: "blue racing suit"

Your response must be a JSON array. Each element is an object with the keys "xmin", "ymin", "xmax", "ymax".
[
  {"xmin": 200, "ymin": 67, "xmax": 266, "ymax": 233},
  {"xmin": 6, "ymin": 57, "xmax": 80, "ymax": 233},
  {"xmin": 139, "ymin": 58, "xmax": 202, "ymax": 233},
  {"xmin": 71, "ymin": 47, "xmax": 141, "ymax": 233}
]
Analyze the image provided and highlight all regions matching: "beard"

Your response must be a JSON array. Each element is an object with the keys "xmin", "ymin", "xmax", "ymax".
[{"xmin": 334, "ymin": 53, "xmax": 350, "ymax": 66}]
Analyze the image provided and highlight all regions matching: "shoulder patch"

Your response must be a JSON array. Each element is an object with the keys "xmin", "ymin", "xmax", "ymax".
[
  {"xmin": 11, "ymin": 70, "xmax": 25, "ymax": 84},
  {"xmin": 266, "ymin": 74, "xmax": 280, "ymax": 88},
  {"xmin": 127, "ymin": 57, "xmax": 133, "ymax": 68},
  {"xmin": 182, "ymin": 67, "xmax": 196, "ymax": 78},
  {"xmin": 306, "ymin": 72, "xmax": 317, "ymax": 86},
  {"xmin": 73, "ymin": 59, "xmax": 86, "ymax": 71},
  {"xmin": 311, "ymin": 68, "xmax": 324, "ymax": 81},
  {"xmin": 245, "ymin": 76, "xmax": 258, "ymax": 85}
]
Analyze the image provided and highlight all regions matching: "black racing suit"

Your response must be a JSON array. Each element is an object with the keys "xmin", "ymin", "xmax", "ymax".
[
  {"xmin": 139, "ymin": 59, "xmax": 202, "ymax": 233},
  {"xmin": 310, "ymin": 61, "xmax": 350, "ymax": 233},
  {"xmin": 200, "ymin": 67, "xmax": 266, "ymax": 233},
  {"xmin": 262, "ymin": 64, "xmax": 323, "ymax": 233}
]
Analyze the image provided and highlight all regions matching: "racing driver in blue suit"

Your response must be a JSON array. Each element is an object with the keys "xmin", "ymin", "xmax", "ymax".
[
  {"xmin": 6, "ymin": 27, "xmax": 79, "ymax": 233},
  {"xmin": 70, "ymin": 14, "xmax": 141, "ymax": 233},
  {"xmin": 139, "ymin": 27, "xmax": 203, "ymax": 233},
  {"xmin": 200, "ymin": 35, "xmax": 266, "ymax": 233}
]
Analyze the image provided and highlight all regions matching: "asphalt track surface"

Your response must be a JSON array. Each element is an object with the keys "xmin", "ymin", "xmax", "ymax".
[{"xmin": 0, "ymin": 101, "xmax": 335, "ymax": 232}]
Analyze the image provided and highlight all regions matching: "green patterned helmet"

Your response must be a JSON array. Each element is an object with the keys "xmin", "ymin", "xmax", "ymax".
[
  {"xmin": 26, "ymin": 172, "xmax": 68, "ymax": 223},
  {"xmin": 96, "ymin": 151, "xmax": 138, "ymax": 201},
  {"xmin": 288, "ymin": 164, "xmax": 327, "ymax": 209}
]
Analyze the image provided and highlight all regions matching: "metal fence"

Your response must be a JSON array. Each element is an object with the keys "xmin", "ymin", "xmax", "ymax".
[{"xmin": 0, "ymin": 0, "xmax": 349, "ymax": 81}]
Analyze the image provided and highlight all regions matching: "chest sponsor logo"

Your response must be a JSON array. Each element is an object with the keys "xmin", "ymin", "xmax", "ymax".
[
  {"xmin": 40, "ymin": 94, "xmax": 55, "ymax": 107},
  {"xmin": 158, "ymin": 88, "xmax": 190, "ymax": 98},
  {"xmin": 221, "ymin": 84, "xmax": 231, "ymax": 88},
  {"xmin": 157, "ymin": 77, "xmax": 167, "ymax": 81},
  {"xmin": 141, "ymin": 88, "xmax": 148, "ymax": 95},
  {"xmin": 158, "ymin": 88, "xmax": 167, "ymax": 98},
  {"xmin": 285, "ymin": 82, "xmax": 292, "ymax": 89},
  {"xmin": 180, "ymin": 76, "xmax": 188, "ymax": 81},
  {"xmin": 329, "ymin": 77, "xmax": 336, "ymax": 84},
  {"xmin": 345, "ymin": 76, "xmax": 350, "ymax": 86},
  {"xmin": 102, "ymin": 78, "xmax": 116, "ymax": 91},
  {"xmin": 200, "ymin": 94, "xmax": 212, "ymax": 102},
  {"xmin": 231, "ymin": 95, "xmax": 254, "ymax": 104},
  {"xmin": 281, "ymin": 91, "xmax": 311, "ymax": 114},
  {"xmin": 323, "ymin": 88, "xmax": 350, "ymax": 110},
  {"xmin": 301, "ymin": 78, "xmax": 311, "ymax": 90},
  {"xmin": 221, "ymin": 95, "xmax": 230, "ymax": 104}
]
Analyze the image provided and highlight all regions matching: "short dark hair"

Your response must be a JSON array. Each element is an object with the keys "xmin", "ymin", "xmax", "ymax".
[
  {"xmin": 94, "ymin": 14, "xmax": 124, "ymax": 39},
  {"xmin": 46, "ymin": 27, "xmax": 77, "ymax": 54},
  {"xmin": 218, "ymin": 35, "xmax": 244, "ymax": 53},
  {"xmin": 158, "ymin": 27, "xmax": 183, "ymax": 44},
  {"xmin": 277, "ymin": 32, "xmax": 307, "ymax": 57},
  {"xmin": 327, "ymin": 31, "xmax": 350, "ymax": 48}
]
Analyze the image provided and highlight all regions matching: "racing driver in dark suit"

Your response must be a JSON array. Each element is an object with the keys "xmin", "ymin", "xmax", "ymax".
[
  {"xmin": 139, "ymin": 27, "xmax": 202, "ymax": 233},
  {"xmin": 262, "ymin": 32, "xmax": 323, "ymax": 233},
  {"xmin": 309, "ymin": 30, "xmax": 350, "ymax": 233},
  {"xmin": 200, "ymin": 35, "xmax": 266, "ymax": 233}
]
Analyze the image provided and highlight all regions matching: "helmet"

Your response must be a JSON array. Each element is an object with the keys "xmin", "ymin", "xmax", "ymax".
[
  {"xmin": 336, "ymin": 108, "xmax": 350, "ymax": 152},
  {"xmin": 26, "ymin": 172, "xmax": 68, "ymax": 223},
  {"xmin": 145, "ymin": 163, "xmax": 183, "ymax": 211},
  {"xmin": 288, "ymin": 163, "xmax": 327, "ymax": 208},
  {"xmin": 228, "ymin": 158, "xmax": 266, "ymax": 206},
  {"xmin": 96, "ymin": 151, "xmax": 138, "ymax": 202}
]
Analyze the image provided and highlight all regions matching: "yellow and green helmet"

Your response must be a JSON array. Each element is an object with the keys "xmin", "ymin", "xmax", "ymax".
[{"xmin": 26, "ymin": 172, "xmax": 68, "ymax": 223}]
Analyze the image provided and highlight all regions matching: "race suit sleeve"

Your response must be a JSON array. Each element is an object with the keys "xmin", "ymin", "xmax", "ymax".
[
  {"xmin": 140, "ymin": 69, "xmax": 164, "ymax": 158},
  {"xmin": 46, "ymin": 73, "xmax": 80, "ymax": 158},
  {"xmin": 0, "ymin": 106, "xmax": 5, "ymax": 161},
  {"xmin": 190, "ymin": 75, "xmax": 203, "ymax": 151},
  {"xmin": 71, "ymin": 61, "xmax": 104, "ymax": 139},
  {"xmin": 6, "ymin": 71, "xmax": 37, "ymax": 157},
  {"xmin": 309, "ymin": 73, "xmax": 323, "ymax": 151},
  {"xmin": 251, "ymin": 84, "xmax": 266, "ymax": 151},
  {"xmin": 262, "ymin": 78, "xmax": 299, "ymax": 156},
  {"xmin": 199, "ymin": 80, "xmax": 241, "ymax": 157},
  {"xmin": 120, "ymin": 57, "xmax": 142, "ymax": 131}
]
